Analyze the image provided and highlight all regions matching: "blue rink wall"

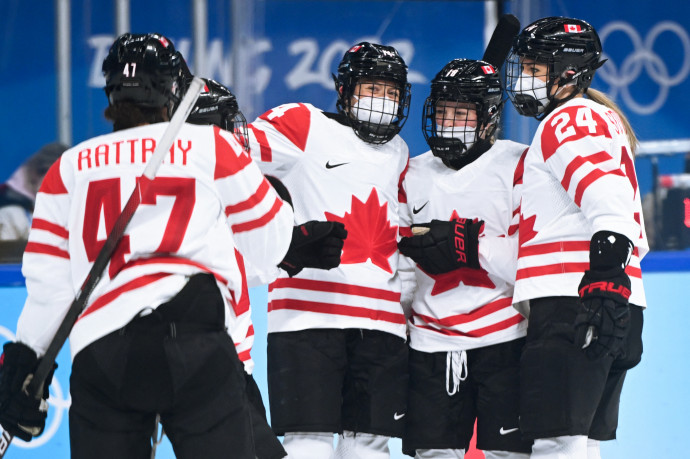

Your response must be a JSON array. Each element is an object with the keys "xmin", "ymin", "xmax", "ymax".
[{"xmin": 0, "ymin": 262, "xmax": 686, "ymax": 458}]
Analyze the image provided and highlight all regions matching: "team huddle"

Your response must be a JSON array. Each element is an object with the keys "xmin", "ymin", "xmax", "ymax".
[{"xmin": 0, "ymin": 14, "xmax": 647, "ymax": 459}]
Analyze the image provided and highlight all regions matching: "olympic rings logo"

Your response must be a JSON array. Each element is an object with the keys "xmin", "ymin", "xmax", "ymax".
[
  {"xmin": 0, "ymin": 326, "xmax": 71, "ymax": 450},
  {"xmin": 597, "ymin": 20, "xmax": 690, "ymax": 115}
]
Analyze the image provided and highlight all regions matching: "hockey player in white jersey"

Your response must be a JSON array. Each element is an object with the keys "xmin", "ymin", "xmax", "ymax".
[
  {"xmin": 186, "ymin": 76, "xmax": 289, "ymax": 459},
  {"xmin": 398, "ymin": 59, "xmax": 532, "ymax": 459},
  {"xmin": 247, "ymin": 42, "xmax": 411, "ymax": 458},
  {"xmin": 0, "ymin": 34, "xmax": 294, "ymax": 458},
  {"xmin": 504, "ymin": 17, "xmax": 648, "ymax": 459}
]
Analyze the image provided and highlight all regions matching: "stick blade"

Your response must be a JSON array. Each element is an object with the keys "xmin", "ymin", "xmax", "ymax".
[{"xmin": 482, "ymin": 14, "xmax": 521, "ymax": 70}]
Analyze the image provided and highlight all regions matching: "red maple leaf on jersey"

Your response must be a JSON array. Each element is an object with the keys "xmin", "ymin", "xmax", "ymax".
[
  {"xmin": 424, "ymin": 210, "xmax": 495, "ymax": 295},
  {"xmin": 325, "ymin": 189, "xmax": 397, "ymax": 273},
  {"xmin": 519, "ymin": 213, "xmax": 538, "ymax": 248}
]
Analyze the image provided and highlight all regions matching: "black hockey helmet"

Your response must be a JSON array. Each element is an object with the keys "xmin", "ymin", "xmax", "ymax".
[
  {"xmin": 423, "ymin": 59, "xmax": 503, "ymax": 166},
  {"xmin": 332, "ymin": 42, "xmax": 411, "ymax": 144},
  {"xmin": 187, "ymin": 78, "xmax": 249, "ymax": 152},
  {"xmin": 505, "ymin": 17, "xmax": 605, "ymax": 118},
  {"xmin": 102, "ymin": 33, "xmax": 183, "ymax": 117}
]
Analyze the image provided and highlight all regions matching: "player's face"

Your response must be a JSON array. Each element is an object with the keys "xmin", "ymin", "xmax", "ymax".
[
  {"xmin": 434, "ymin": 101, "xmax": 478, "ymax": 128},
  {"xmin": 351, "ymin": 78, "xmax": 401, "ymax": 104},
  {"xmin": 520, "ymin": 58, "xmax": 549, "ymax": 82}
]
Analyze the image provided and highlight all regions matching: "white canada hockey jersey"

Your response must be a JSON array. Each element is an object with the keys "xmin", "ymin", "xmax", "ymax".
[
  {"xmin": 17, "ymin": 123, "xmax": 294, "ymax": 366},
  {"xmin": 400, "ymin": 140, "xmax": 528, "ymax": 352},
  {"xmin": 248, "ymin": 103, "xmax": 410, "ymax": 339},
  {"xmin": 514, "ymin": 97, "xmax": 648, "ymax": 307}
]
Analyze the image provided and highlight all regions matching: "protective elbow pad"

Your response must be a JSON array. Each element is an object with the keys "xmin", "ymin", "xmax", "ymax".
[{"xmin": 589, "ymin": 231, "xmax": 633, "ymax": 271}]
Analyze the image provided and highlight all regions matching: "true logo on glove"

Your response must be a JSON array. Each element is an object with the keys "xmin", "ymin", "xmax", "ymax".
[
  {"xmin": 453, "ymin": 219, "xmax": 468, "ymax": 264},
  {"xmin": 578, "ymin": 281, "xmax": 631, "ymax": 299}
]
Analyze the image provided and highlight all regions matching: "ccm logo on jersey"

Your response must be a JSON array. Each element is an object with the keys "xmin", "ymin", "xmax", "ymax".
[
  {"xmin": 454, "ymin": 219, "xmax": 468, "ymax": 263},
  {"xmin": 579, "ymin": 281, "xmax": 631, "ymax": 299}
]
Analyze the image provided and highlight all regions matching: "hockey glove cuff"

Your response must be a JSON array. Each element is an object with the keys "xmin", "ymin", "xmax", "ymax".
[
  {"xmin": 398, "ymin": 218, "xmax": 483, "ymax": 274},
  {"xmin": 0, "ymin": 342, "xmax": 56, "ymax": 441},
  {"xmin": 575, "ymin": 267, "xmax": 631, "ymax": 360},
  {"xmin": 279, "ymin": 221, "xmax": 348, "ymax": 277}
]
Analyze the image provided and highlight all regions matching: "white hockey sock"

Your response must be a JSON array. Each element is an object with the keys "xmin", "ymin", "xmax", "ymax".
[
  {"xmin": 333, "ymin": 430, "xmax": 390, "ymax": 459},
  {"xmin": 484, "ymin": 450, "xmax": 530, "ymax": 459},
  {"xmin": 415, "ymin": 448, "xmax": 465, "ymax": 458},
  {"xmin": 531, "ymin": 435, "xmax": 588, "ymax": 459},
  {"xmin": 283, "ymin": 432, "xmax": 334, "ymax": 459},
  {"xmin": 586, "ymin": 439, "xmax": 601, "ymax": 459}
]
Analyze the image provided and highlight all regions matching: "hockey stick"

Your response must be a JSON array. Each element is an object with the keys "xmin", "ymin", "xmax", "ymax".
[
  {"xmin": 482, "ymin": 13, "xmax": 521, "ymax": 70},
  {"xmin": 0, "ymin": 77, "xmax": 204, "ymax": 458}
]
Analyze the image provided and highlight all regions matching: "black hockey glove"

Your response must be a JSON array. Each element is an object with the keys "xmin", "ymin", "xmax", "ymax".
[
  {"xmin": 279, "ymin": 221, "xmax": 348, "ymax": 277},
  {"xmin": 398, "ymin": 218, "xmax": 483, "ymax": 275},
  {"xmin": 575, "ymin": 231, "xmax": 634, "ymax": 360},
  {"xmin": 0, "ymin": 342, "xmax": 56, "ymax": 441}
]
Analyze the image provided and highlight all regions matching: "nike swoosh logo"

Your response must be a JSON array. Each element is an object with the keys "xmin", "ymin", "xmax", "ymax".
[
  {"xmin": 326, "ymin": 161, "xmax": 349, "ymax": 169},
  {"xmin": 412, "ymin": 202, "xmax": 429, "ymax": 214},
  {"xmin": 393, "ymin": 412, "xmax": 405, "ymax": 421},
  {"xmin": 499, "ymin": 427, "xmax": 519, "ymax": 435}
]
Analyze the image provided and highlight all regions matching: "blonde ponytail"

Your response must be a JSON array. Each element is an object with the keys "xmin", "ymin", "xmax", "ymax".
[{"xmin": 586, "ymin": 88, "xmax": 638, "ymax": 156}]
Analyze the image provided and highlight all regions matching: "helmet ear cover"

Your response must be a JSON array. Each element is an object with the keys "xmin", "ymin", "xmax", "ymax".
[
  {"xmin": 102, "ymin": 33, "xmax": 183, "ymax": 117},
  {"xmin": 332, "ymin": 42, "xmax": 411, "ymax": 144}
]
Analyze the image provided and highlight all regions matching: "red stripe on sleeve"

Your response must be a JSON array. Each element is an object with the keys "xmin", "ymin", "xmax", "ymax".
[
  {"xmin": 561, "ymin": 151, "xmax": 612, "ymax": 192},
  {"xmin": 225, "ymin": 179, "xmax": 271, "ymax": 216},
  {"xmin": 24, "ymin": 242, "xmax": 70, "ymax": 259},
  {"xmin": 574, "ymin": 168, "xmax": 625, "ymax": 207},
  {"xmin": 38, "ymin": 157, "xmax": 68, "ymax": 194},
  {"xmin": 249, "ymin": 125, "xmax": 272, "ymax": 162},
  {"xmin": 231, "ymin": 197, "xmax": 283, "ymax": 233},
  {"xmin": 236, "ymin": 349, "xmax": 252, "ymax": 362},
  {"xmin": 31, "ymin": 218, "xmax": 69, "ymax": 238},
  {"xmin": 232, "ymin": 248, "xmax": 250, "ymax": 316}
]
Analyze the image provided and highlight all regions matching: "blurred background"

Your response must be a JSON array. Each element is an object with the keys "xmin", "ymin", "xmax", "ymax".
[{"xmin": 0, "ymin": 0, "xmax": 688, "ymax": 457}]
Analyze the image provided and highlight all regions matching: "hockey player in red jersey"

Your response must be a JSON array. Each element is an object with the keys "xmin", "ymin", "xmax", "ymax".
[
  {"xmin": 504, "ymin": 17, "xmax": 648, "ymax": 459},
  {"xmin": 0, "ymin": 34, "xmax": 295, "ymax": 458},
  {"xmin": 247, "ymin": 42, "xmax": 411, "ymax": 458},
  {"xmin": 398, "ymin": 59, "xmax": 532, "ymax": 459}
]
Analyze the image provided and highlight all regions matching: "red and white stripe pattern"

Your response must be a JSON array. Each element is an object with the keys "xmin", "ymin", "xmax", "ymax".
[
  {"xmin": 16, "ymin": 122, "xmax": 294, "ymax": 359},
  {"xmin": 514, "ymin": 98, "xmax": 648, "ymax": 307},
  {"xmin": 399, "ymin": 140, "xmax": 528, "ymax": 352},
  {"xmin": 248, "ymin": 103, "xmax": 410, "ymax": 338}
]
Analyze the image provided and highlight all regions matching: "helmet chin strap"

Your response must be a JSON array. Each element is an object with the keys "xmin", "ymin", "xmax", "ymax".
[
  {"xmin": 442, "ymin": 137, "xmax": 492, "ymax": 171},
  {"xmin": 541, "ymin": 76, "xmax": 581, "ymax": 119}
]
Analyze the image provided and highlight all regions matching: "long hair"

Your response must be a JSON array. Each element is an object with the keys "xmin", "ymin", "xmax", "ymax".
[
  {"xmin": 104, "ymin": 102, "xmax": 166, "ymax": 131},
  {"xmin": 585, "ymin": 88, "xmax": 638, "ymax": 156}
]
